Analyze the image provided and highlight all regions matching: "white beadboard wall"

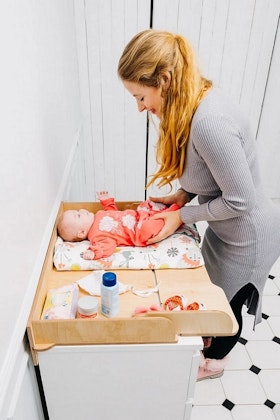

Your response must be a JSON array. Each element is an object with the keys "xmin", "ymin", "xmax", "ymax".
[
  {"xmin": 0, "ymin": 0, "xmax": 81, "ymax": 411},
  {"xmin": 70, "ymin": 0, "xmax": 151, "ymax": 202},
  {"xmin": 257, "ymin": 11, "xmax": 280, "ymax": 200},
  {"xmin": 70, "ymin": 0, "xmax": 280, "ymax": 202}
]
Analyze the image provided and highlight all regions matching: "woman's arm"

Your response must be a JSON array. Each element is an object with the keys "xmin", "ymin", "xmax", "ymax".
[{"xmin": 149, "ymin": 188, "xmax": 193, "ymax": 208}]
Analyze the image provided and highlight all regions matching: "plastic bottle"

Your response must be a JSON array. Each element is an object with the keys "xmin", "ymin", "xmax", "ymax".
[
  {"xmin": 101, "ymin": 272, "xmax": 119, "ymax": 318},
  {"xmin": 77, "ymin": 296, "xmax": 98, "ymax": 319}
]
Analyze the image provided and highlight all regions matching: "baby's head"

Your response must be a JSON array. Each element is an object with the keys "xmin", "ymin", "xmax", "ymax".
[{"xmin": 57, "ymin": 209, "xmax": 94, "ymax": 242}]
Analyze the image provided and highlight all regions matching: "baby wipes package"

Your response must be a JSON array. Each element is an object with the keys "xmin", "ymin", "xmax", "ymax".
[{"xmin": 41, "ymin": 283, "xmax": 78, "ymax": 320}]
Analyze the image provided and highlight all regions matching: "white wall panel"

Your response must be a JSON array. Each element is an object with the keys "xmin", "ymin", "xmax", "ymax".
[
  {"xmin": 242, "ymin": 0, "xmax": 280, "ymax": 134},
  {"xmin": 217, "ymin": 1, "xmax": 255, "ymax": 101},
  {"xmin": 257, "ymin": 14, "xmax": 280, "ymax": 199},
  {"xmin": 75, "ymin": 0, "xmax": 150, "ymax": 201}
]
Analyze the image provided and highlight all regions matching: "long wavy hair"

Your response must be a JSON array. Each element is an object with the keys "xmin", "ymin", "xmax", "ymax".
[{"xmin": 118, "ymin": 29, "xmax": 212, "ymax": 188}]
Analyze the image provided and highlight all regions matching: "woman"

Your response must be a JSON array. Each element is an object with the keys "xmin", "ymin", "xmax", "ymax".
[{"xmin": 118, "ymin": 29, "xmax": 280, "ymax": 380}]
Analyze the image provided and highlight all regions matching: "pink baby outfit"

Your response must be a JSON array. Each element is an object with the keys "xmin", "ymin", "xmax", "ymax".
[{"xmin": 87, "ymin": 198, "xmax": 179, "ymax": 259}]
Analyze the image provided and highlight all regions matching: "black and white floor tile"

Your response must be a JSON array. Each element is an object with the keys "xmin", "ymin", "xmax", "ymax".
[{"xmin": 191, "ymin": 256, "xmax": 280, "ymax": 420}]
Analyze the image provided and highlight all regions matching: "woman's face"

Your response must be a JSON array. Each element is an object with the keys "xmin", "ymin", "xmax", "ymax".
[{"xmin": 122, "ymin": 80, "xmax": 163, "ymax": 118}]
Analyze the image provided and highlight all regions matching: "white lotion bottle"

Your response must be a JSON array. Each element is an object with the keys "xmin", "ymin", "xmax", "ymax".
[{"xmin": 101, "ymin": 272, "xmax": 119, "ymax": 318}]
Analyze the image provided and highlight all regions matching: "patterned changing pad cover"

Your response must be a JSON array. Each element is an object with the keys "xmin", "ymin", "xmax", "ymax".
[{"xmin": 53, "ymin": 224, "xmax": 204, "ymax": 271}]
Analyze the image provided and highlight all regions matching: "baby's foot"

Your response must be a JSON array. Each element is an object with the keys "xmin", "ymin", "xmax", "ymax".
[{"xmin": 96, "ymin": 190, "xmax": 109, "ymax": 200}]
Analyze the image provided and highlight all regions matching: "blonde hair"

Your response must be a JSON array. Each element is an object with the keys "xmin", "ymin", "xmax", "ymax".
[{"xmin": 118, "ymin": 29, "xmax": 212, "ymax": 188}]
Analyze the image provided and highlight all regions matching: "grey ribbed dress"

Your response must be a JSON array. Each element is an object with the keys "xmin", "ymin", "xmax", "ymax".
[{"xmin": 179, "ymin": 88, "xmax": 280, "ymax": 326}]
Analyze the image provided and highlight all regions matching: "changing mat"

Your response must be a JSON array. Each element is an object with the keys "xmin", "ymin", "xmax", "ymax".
[{"xmin": 53, "ymin": 224, "xmax": 204, "ymax": 271}]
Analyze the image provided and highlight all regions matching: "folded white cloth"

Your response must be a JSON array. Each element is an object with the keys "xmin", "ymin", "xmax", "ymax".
[{"xmin": 76, "ymin": 271, "xmax": 130, "ymax": 296}]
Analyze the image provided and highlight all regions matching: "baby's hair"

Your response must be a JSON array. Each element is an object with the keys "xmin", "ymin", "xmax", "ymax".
[{"xmin": 57, "ymin": 212, "xmax": 79, "ymax": 242}]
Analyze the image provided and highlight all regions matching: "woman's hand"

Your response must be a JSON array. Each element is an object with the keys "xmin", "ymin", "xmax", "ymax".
[
  {"xmin": 146, "ymin": 210, "xmax": 183, "ymax": 244},
  {"xmin": 149, "ymin": 188, "xmax": 189, "ymax": 208}
]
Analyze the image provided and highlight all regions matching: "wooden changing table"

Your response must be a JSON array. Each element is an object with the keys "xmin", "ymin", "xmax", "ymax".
[{"xmin": 27, "ymin": 202, "xmax": 238, "ymax": 420}]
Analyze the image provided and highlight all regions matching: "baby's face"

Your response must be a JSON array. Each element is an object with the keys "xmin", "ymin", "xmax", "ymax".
[{"xmin": 63, "ymin": 209, "xmax": 94, "ymax": 239}]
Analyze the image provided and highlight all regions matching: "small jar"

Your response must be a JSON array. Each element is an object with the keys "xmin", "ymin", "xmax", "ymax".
[{"xmin": 77, "ymin": 296, "xmax": 98, "ymax": 319}]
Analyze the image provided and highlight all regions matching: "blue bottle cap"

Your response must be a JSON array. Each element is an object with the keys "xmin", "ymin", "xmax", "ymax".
[{"xmin": 102, "ymin": 272, "xmax": 117, "ymax": 287}]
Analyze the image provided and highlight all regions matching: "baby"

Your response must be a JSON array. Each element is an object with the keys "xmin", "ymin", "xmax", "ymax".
[{"xmin": 57, "ymin": 191, "xmax": 179, "ymax": 260}]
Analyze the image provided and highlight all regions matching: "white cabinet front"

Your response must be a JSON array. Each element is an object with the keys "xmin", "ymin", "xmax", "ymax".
[{"xmin": 38, "ymin": 337, "xmax": 202, "ymax": 420}]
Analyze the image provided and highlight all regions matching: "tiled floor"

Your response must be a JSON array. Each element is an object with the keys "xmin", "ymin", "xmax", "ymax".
[{"xmin": 191, "ymin": 244, "xmax": 280, "ymax": 419}]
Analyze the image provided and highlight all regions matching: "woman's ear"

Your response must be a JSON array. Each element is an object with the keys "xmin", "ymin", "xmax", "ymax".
[{"xmin": 160, "ymin": 71, "xmax": 171, "ymax": 90}]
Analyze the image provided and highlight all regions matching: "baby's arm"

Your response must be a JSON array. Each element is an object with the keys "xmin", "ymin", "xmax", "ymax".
[
  {"xmin": 96, "ymin": 191, "xmax": 110, "ymax": 201},
  {"xmin": 82, "ymin": 250, "xmax": 95, "ymax": 260},
  {"xmin": 82, "ymin": 238, "xmax": 117, "ymax": 260}
]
